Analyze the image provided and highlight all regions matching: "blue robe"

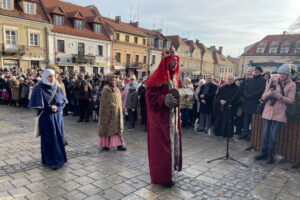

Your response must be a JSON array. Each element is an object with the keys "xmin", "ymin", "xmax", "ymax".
[{"xmin": 28, "ymin": 82, "xmax": 68, "ymax": 167}]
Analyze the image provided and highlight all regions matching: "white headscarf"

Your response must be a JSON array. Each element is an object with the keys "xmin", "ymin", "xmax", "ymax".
[{"xmin": 42, "ymin": 69, "xmax": 55, "ymax": 86}]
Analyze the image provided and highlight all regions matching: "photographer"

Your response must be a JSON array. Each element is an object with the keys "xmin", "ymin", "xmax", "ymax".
[{"xmin": 255, "ymin": 64, "xmax": 296, "ymax": 164}]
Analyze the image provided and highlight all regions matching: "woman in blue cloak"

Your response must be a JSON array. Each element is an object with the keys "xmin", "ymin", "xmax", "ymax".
[{"xmin": 28, "ymin": 69, "xmax": 68, "ymax": 170}]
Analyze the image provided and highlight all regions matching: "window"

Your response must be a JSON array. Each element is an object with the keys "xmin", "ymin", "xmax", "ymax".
[
  {"xmin": 74, "ymin": 20, "xmax": 84, "ymax": 30},
  {"xmin": 149, "ymin": 38, "xmax": 154, "ymax": 46},
  {"xmin": 152, "ymin": 55, "xmax": 156, "ymax": 65},
  {"xmin": 295, "ymin": 48, "xmax": 300, "ymax": 53},
  {"xmin": 159, "ymin": 40, "xmax": 163, "ymax": 47},
  {"xmin": 125, "ymin": 35, "xmax": 130, "ymax": 42},
  {"xmin": 269, "ymin": 48, "xmax": 277, "ymax": 54},
  {"xmin": 163, "ymin": 40, "xmax": 168, "ymax": 48},
  {"xmin": 115, "ymin": 33, "xmax": 120, "ymax": 40},
  {"xmin": 115, "ymin": 53, "xmax": 121, "ymax": 62},
  {"xmin": 94, "ymin": 24, "xmax": 101, "ymax": 33},
  {"xmin": 5, "ymin": 30, "xmax": 17, "ymax": 45},
  {"xmin": 98, "ymin": 45, "xmax": 103, "ymax": 56},
  {"xmin": 126, "ymin": 54, "xmax": 130, "ymax": 65},
  {"xmin": 143, "ymin": 39, "xmax": 146, "ymax": 45},
  {"xmin": 30, "ymin": 33, "xmax": 39, "ymax": 46},
  {"xmin": 135, "ymin": 55, "xmax": 139, "ymax": 63},
  {"xmin": 78, "ymin": 43, "xmax": 85, "ymax": 55},
  {"xmin": 54, "ymin": 15, "xmax": 64, "ymax": 26},
  {"xmin": 26, "ymin": 3, "xmax": 34, "ymax": 14},
  {"xmin": 257, "ymin": 48, "xmax": 264, "ymax": 53},
  {"xmin": 134, "ymin": 37, "xmax": 138, "ymax": 44},
  {"xmin": 280, "ymin": 48, "xmax": 289, "ymax": 53},
  {"xmin": 143, "ymin": 56, "xmax": 147, "ymax": 64},
  {"xmin": 2, "ymin": 0, "xmax": 11, "ymax": 9},
  {"xmin": 57, "ymin": 40, "xmax": 65, "ymax": 52}
]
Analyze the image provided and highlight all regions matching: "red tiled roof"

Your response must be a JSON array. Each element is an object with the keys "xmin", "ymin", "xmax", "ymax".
[
  {"xmin": 42, "ymin": 0, "xmax": 110, "ymax": 41},
  {"xmin": 244, "ymin": 34, "xmax": 300, "ymax": 56},
  {"xmin": 48, "ymin": 6, "xmax": 65, "ymax": 16},
  {"xmin": 0, "ymin": 0, "xmax": 50, "ymax": 23},
  {"xmin": 102, "ymin": 17, "xmax": 147, "ymax": 37}
]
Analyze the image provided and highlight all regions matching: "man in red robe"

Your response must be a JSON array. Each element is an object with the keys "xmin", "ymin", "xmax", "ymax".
[{"xmin": 146, "ymin": 49, "xmax": 182, "ymax": 187}]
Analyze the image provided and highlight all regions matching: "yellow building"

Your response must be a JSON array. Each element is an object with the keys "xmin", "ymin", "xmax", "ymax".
[
  {"xmin": 103, "ymin": 17, "xmax": 148, "ymax": 78},
  {"xmin": 0, "ymin": 0, "xmax": 52, "ymax": 70},
  {"xmin": 196, "ymin": 42, "xmax": 215, "ymax": 78},
  {"xmin": 167, "ymin": 35, "xmax": 201, "ymax": 78},
  {"xmin": 213, "ymin": 50, "xmax": 238, "ymax": 81},
  {"xmin": 239, "ymin": 33, "xmax": 300, "ymax": 76}
]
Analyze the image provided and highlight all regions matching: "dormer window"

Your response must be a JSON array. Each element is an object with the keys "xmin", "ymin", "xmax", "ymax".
[
  {"xmin": 25, "ymin": 2, "xmax": 34, "ymax": 14},
  {"xmin": 295, "ymin": 41, "xmax": 300, "ymax": 53},
  {"xmin": 54, "ymin": 15, "xmax": 64, "ymax": 26},
  {"xmin": 257, "ymin": 48, "xmax": 264, "ymax": 53},
  {"xmin": 269, "ymin": 41, "xmax": 279, "ymax": 54},
  {"xmin": 280, "ymin": 40, "xmax": 291, "ymax": 54},
  {"xmin": 2, "ymin": 0, "xmax": 12, "ymax": 10},
  {"xmin": 269, "ymin": 48, "xmax": 277, "ymax": 54},
  {"xmin": 280, "ymin": 48, "xmax": 289, "ymax": 53},
  {"xmin": 94, "ymin": 23, "xmax": 101, "ymax": 33},
  {"xmin": 74, "ymin": 19, "xmax": 84, "ymax": 30}
]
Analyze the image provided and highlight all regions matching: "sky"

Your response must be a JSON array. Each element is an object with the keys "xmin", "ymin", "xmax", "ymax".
[{"xmin": 64, "ymin": 0, "xmax": 300, "ymax": 57}]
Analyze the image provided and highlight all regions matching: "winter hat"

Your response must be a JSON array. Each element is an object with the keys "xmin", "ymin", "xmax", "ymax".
[
  {"xmin": 255, "ymin": 66, "xmax": 263, "ymax": 73},
  {"xmin": 278, "ymin": 64, "xmax": 291, "ymax": 75}
]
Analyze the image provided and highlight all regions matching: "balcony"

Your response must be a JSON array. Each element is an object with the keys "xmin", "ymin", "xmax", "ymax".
[
  {"xmin": 72, "ymin": 54, "xmax": 95, "ymax": 64},
  {"xmin": 0, "ymin": 43, "xmax": 26, "ymax": 56}
]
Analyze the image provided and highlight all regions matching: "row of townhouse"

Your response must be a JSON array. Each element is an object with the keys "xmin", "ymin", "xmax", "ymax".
[{"xmin": 0, "ymin": 0, "xmax": 239, "ymax": 80}]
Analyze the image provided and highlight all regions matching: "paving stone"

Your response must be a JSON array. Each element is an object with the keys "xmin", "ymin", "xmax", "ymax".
[
  {"xmin": 134, "ymin": 188, "xmax": 160, "ymax": 200},
  {"xmin": 113, "ymin": 182, "xmax": 137, "ymax": 195},
  {"xmin": 102, "ymin": 188, "xmax": 124, "ymax": 200},
  {"xmin": 8, "ymin": 187, "xmax": 31, "ymax": 198},
  {"xmin": 78, "ymin": 184, "xmax": 100, "ymax": 196}
]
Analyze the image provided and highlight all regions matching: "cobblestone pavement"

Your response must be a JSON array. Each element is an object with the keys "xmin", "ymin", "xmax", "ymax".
[{"xmin": 0, "ymin": 105, "xmax": 299, "ymax": 200}]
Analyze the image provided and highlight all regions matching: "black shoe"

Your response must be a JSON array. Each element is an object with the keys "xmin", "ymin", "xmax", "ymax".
[
  {"xmin": 255, "ymin": 152, "xmax": 268, "ymax": 160},
  {"xmin": 102, "ymin": 147, "xmax": 110, "ymax": 151},
  {"xmin": 267, "ymin": 150, "xmax": 275, "ymax": 164},
  {"xmin": 161, "ymin": 181, "xmax": 175, "ymax": 188},
  {"xmin": 77, "ymin": 119, "xmax": 83, "ymax": 122},
  {"xmin": 238, "ymin": 133, "xmax": 248, "ymax": 139},
  {"xmin": 50, "ymin": 165, "xmax": 61, "ymax": 170},
  {"xmin": 117, "ymin": 146, "xmax": 127, "ymax": 151},
  {"xmin": 197, "ymin": 129, "xmax": 204, "ymax": 132},
  {"xmin": 267, "ymin": 156, "xmax": 275, "ymax": 164},
  {"xmin": 84, "ymin": 119, "xmax": 89, "ymax": 122}
]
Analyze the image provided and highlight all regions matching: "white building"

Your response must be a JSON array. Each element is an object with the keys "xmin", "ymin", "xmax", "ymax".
[{"xmin": 44, "ymin": 0, "xmax": 112, "ymax": 75}]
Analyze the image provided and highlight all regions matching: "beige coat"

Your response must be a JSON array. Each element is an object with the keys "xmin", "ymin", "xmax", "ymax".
[
  {"xmin": 10, "ymin": 81, "xmax": 20, "ymax": 101},
  {"xmin": 98, "ymin": 85, "xmax": 124, "ymax": 137}
]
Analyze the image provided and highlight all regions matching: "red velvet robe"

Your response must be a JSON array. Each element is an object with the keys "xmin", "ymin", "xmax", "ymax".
[{"xmin": 146, "ymin": 83, "xmax": 182, "ymax": 185}]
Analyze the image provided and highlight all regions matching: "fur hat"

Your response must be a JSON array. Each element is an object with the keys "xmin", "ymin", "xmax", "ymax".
[{"xmin": 255, "ymin": 66, "xmax": 263, "ymax": 73}]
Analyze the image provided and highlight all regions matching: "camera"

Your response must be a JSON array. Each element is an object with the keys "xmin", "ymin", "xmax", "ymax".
[{"xmin": 269, "ymin": 81, "xmax": 277, "ymax": 106}]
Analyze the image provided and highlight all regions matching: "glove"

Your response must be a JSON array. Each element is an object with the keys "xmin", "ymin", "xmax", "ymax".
[{"xmin": 165, "ymin": 94, "xmax": 178, "ymax": 109}]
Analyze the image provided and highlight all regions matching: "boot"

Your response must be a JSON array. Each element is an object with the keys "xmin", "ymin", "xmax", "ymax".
[
  {"xmin": 266, "ymin": 150, "xmax": 275, "ymax": 164},
  {"xmin": 255, "ymin": 149, "xmax": 268, "ymax": 160}
]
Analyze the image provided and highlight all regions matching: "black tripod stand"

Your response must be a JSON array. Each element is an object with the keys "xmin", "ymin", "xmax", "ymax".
[
  {"xmin": 207, "ymin": 104, "xmax": 248, "ymax": 168},
  {"xmin": 207, "ymin": 136, "xmax": 248, "ymax": 167}
]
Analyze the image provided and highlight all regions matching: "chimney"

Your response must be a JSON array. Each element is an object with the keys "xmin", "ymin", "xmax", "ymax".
[
  {"xmin": 115, "ymin": 16, "xmax": 121, "ymax": 23},
  {"xmin": 130, "ymin": 21, "xmax": 139, "ymax": 27},
  {"xmin": 195, "ymin": 39, "xmax": 200, "ymax": 44},
  {"xmin": 156, "ymin": 29, "xmax": 162, "ymax": 34},
  {"xmin": 219, "ymin": 46, "xmax": 223, "ymax": 54},
  {"xmin": 283, "ymin": 31, "xmax": 287, "ymax": 35},
  {"xmin": 210, "ymin": 46, "xmax": 216, "ymax": 51}
]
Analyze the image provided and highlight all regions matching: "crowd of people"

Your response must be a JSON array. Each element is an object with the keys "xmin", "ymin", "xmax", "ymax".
[{"xmin": 0, "ymin": 61, "xmax": 299, "ymax": 173}]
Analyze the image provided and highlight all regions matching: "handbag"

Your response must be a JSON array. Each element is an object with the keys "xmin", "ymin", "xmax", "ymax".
[
  {"xmin": 256, "ymin": 100, "xmax": 267, "ymax": 115},
  {"xmin": 279, "ymin": 81, "xmax": 300, "ymax": 121},
  {"xmin": 33, "ymin": 84, "xmax": 58, "ymax": 138}
]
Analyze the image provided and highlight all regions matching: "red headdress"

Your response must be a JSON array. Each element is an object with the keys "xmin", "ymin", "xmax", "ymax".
[{"xmin": 146, "ymin": 48, "xmax": 180, "ymax": 87}]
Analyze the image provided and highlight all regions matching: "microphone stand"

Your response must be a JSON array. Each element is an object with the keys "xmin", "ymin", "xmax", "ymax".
[{"xmin": 207, "ymin": 104, "xmax": 248, "ymax": 168}]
